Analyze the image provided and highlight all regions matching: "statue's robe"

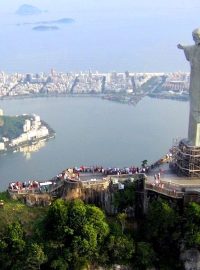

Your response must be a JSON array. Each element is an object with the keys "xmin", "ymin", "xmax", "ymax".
[{"xmin": 183, "ymin": 45, "xmax": 200, "ymax": 146}]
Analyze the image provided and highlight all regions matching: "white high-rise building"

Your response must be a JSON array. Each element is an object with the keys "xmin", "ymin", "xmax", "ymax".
[
  {"xmin": 0, "ymin": 109, "xmax": 4, "ymax": 116},
  {"xmin": 23, "ymin": 119, "xmax": 31, "ymax": 132}
]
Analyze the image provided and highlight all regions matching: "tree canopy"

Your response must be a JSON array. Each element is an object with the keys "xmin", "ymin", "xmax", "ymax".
[
  {"xmin": 1, "ymin": 194, "xmax": 200, "ymax": 269},
  {"xmin": 0, "ymin": 115, "xmax": 28, "ymax": 140}
]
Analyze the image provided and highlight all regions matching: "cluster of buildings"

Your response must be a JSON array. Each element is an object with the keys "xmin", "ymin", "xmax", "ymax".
[
  {"xmin": 161, "ymin": 72, "xmax": 190, "ymax": 95},
  {"xmin": 0, "ymin": 70, "xmax": 190, "ymax": 97},
  {"xmin": 10, "ymin": 115, "xmax": 49, "ymax": 147},
  {"xmin": 0, "ymin": 113, "xmax": 50, "ymax": 151}
]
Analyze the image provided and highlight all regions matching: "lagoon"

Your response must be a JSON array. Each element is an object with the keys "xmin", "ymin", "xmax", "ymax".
[{"xmin": 0, "ymin": 96, "xmax": 188, "ymax": 190}]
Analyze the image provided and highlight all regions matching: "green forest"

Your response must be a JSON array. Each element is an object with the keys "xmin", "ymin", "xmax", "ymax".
[
  {"xmin": 0, "ymin": 115, "xmax": 28, "ymax": 140},
  {"xmin": 0, "ymin": 186, "xmax": 200, "ymax": 270}
]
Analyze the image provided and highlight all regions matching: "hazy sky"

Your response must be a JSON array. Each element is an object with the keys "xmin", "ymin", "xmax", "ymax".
[{"xmin": 0, "ymin": 0, "xmax": 200, "ymax": 73}]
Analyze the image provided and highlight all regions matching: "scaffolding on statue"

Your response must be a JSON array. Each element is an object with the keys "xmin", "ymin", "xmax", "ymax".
[{"xmin": 171, "ymin": 139, "xmax": 200, "ymax": 177}]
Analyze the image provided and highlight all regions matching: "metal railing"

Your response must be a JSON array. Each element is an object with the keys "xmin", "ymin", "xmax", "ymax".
[
  {"xmin": 8, "ymin": 188, "xmax": 41, "ymax": 195},
  {"xmin": 48, "ymin": 181, "xmax": 64, "ymax": 193},
  {"xmin": 145, "ymin": 182, "xmax": 184, "ymax": 199}
]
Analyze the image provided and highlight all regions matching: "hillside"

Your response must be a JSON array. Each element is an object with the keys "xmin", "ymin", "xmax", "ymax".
[{"xmin": 0, "ymin": 115, "xmax": 28, "ymax": 140}]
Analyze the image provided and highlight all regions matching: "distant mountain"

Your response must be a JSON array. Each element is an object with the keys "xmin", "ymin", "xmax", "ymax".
[
  {"xmin": 33, "ymin": 25, "xmax": 59, "ymax": 31},
  {"xmin": 16, "ymin": 4, "xmax": 46, "ymax": 16}
]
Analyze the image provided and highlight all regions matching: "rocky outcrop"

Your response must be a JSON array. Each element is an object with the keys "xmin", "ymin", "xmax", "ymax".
[
  {"xmin": 9, "ymin": 191, "xmax": 52, "ymax": 206},
  {"xmin": 181, "ymin": 248, "xmax": 200, "ymax": 270},
  {"xmin": 61, "ymin": 179, "xmax": 118, "ymax": 214}
]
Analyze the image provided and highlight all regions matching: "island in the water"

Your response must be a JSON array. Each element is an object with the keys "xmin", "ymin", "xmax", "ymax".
[
  {"xmin": 16, "ymin": 18, "xmax": 75, "ymax": 27},
  {"xmin": 52, "ymin": 18, "xmax": 74, "ymax": 24},
  {"xmin": 0, "ymin": 109, "xmax": 55, "ymax": 153},
  {"xmin": 33, "ymin": 25, "xmax": 59, "ymax": 31},
  {"xmin": 16, "ymin": 4, "xmax": 46, "ymax": 16},
  {"xmin": 33, "ymin": 18, "xmax": 74, "ymax": 25}
]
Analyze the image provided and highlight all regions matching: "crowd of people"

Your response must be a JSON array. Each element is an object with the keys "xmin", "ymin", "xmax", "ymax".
[
  {"xmin": 9, "ymin": 159, "xmax": 169, "ymax": 192},
  {"xmin": 8, "ymin": 163, "xmax": 152, "ymax": 191},
  {"xmin": 60, "ymin": 165, "xmax": 150, "ymax": 179},
  {"xmin": 9, "ymin": 180, "xmax": 40, "ymax": 191}
]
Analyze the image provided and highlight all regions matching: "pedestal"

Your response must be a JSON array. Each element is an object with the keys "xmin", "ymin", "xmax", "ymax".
[{"xmin": 172, "ymin": 139, "xmax": 200, "ymax": 177}]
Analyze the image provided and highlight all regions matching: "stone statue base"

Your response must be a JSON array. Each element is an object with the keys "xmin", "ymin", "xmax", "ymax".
[{"xmin": 171, "ymin": 139, "xmax": 200, "ymax": 177}]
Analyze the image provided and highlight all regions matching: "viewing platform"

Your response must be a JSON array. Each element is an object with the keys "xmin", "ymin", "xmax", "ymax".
[
  {"xmin": 146, "ymin": 159, "xmax": 200, "ymax": 203},
  {"xmin": 7, "ymin": 155, "xmax": 200, "ymax": 207}
]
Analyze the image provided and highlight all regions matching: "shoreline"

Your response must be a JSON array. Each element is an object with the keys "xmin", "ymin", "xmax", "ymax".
[
  {"xmin": 0, "ymin": 134, "xmax": 55, "ymax": 155},
  {"xmin": 0, "ymin": 119, "xmax": 55, "ymax": 155},
  {"xmin": 0, "ymin": 92, "xmax": 189, "ymax": 103},
  {"xmin": 0, "ymin": 93, "xmax": 105, "ymax": 101}
]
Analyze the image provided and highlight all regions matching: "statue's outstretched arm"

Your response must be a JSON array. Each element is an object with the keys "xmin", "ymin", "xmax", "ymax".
[
  {"xmin": 177, "ymin": 44, "xmax": 191, "ymax": 61},
  {"xmin": 177, "ymin": 44, "xmax": 184, "ymax": 50}
]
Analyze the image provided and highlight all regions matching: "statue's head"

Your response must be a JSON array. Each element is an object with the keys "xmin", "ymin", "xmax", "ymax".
[{"xmin": 192, "ymin": 28, "xmax": 200, "ymax": 45}]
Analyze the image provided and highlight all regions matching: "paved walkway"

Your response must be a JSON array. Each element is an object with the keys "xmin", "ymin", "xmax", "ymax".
[
  {"xmin": 144, "ymin": 162, "xmax": 200, "ymax": 200},
  {"xmin": 147, "ymin": 163, "xmax": 200, "ymax": 187}
]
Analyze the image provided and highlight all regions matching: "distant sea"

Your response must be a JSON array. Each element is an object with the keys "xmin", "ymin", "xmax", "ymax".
[{"xmin": 0, "ymin": 7, "xmax": 190, "ymax": 74}]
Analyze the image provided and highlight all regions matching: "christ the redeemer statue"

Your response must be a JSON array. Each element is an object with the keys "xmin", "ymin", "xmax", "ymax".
[{"xmin": 178, "ymin": 28, "xmax": 200, "ymax": 146}]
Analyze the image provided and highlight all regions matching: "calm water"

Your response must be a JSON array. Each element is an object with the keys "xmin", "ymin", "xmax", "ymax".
[{"xmin": 0, "ymin": 96, "xmax": 188, "ymax": 190}]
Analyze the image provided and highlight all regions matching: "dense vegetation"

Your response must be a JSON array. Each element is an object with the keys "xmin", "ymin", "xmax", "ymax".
[
  {"xmin": 0, "ymin": 115, "xmax": 28, "ymax": 140},
  {"xmin": 0, "ymin": 195, "xmax": 134, "ymax": 270},
  {"xmin": 1, "ymin": 189, "xmax": 200, "ymax": 269}
]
